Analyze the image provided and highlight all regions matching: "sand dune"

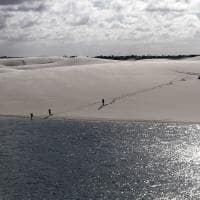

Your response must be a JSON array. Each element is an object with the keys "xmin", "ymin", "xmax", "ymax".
[
  {"xmin": 0, "ymin": 57, "xmax": 60, "ymax": 66},
  {"xmin": 0, "ymin": 57, "xmax": 200, "ymax": 122},
  {"xmin": 0, "ymin": 56, "xmax": 116, "ymax": 71},
  {"xmin": 0, "ymin": 67, "xmax": 17, "ymax": 73}
]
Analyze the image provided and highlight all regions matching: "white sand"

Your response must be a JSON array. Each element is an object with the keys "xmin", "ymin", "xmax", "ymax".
[{"xmin": 0, "ymin": 56, "xmax": 200, "ymax": 122}]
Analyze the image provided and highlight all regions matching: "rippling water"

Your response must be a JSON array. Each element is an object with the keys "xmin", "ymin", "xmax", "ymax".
[{"xmin": 0, "ymin": 118, "xmax": 200, "ymax": 199}]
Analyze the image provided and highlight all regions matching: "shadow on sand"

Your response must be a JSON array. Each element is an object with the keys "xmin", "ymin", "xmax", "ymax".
[
  {"xmin": 43, "ymin": 114, "xmax": 53, "ymax": 119},
  {"xmin": 98, "ymin": 100, "xmax": 116, "ymax": 110}
]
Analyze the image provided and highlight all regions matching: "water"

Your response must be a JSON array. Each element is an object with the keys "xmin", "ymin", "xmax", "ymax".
[{"xmin": 0, "ymin": 118, "xmax": 200, "ymax": 199}]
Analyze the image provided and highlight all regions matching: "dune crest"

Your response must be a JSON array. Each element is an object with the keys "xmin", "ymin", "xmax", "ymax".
[{"xmin": 0, "ymin": 56, "xmax": 116, "ymax": 71}]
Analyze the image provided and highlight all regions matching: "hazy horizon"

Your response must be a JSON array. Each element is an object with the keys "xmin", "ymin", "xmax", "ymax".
[{"xmin": 0, "ymin": 0, "xmax": 200, "ymax": 57}]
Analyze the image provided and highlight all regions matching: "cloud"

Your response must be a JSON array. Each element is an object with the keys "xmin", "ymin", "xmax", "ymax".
[
  {"xmin": 145, "ymin": 0, "xmax": 188, "ymax": 13},
  {"xmin": 0, "ymin": 0, "xmax": 27, "ymax": 5},
  {"xmin": 0, "ymin": 1, "xmax": 47, "ymax": 37},
  {"xmin": 0, "ymin": 0, "xmax": 200, "ymax": 56},
  {"xmin": 0, "ymin": 18, "xmax": 6, "ymax": 30},
  {"xmin": 1, "ymin": 1, "xmax": 47, "ymax": 12}
]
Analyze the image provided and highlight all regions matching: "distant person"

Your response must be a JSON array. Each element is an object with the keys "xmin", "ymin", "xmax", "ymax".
[
  {"xmin": 30, "ymin": 113, "xmax": 33, "ymax": 120},
  {"xmin": 102, "ymin": 98, "xmax": 105, "ymax": 106},
  {"xmin": 48, "ymin": 109, "xmax": 52, "ymax": 116}
]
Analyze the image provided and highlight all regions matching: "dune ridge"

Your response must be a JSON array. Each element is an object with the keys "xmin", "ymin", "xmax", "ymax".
[{"xmin": 0, "ymin": 56, "xmax": 116, "ymax": 71}]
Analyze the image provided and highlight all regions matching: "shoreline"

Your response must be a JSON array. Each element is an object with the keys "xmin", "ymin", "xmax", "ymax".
[{"xmin": 1, "ymin": 114, "xmax": 200, "ymax": 125}]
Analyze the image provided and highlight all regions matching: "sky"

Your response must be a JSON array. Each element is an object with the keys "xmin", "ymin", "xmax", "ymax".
[{"xmin": 0, "ymin": 0, "xmax": 200, "ymax": 56}]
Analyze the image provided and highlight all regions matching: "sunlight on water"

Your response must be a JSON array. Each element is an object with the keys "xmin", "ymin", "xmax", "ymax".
[
  {"xmin": 0, "ymin": 118, "xmax": 200, "ymax": 199},
  {"xmin": 179, "ymin": 146, "xmax": 200, "ymax": 164}
]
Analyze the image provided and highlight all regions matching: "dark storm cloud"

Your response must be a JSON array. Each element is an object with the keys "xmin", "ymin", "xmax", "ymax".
[
  {"xmin": 0, "ymin": 14, "xmax": 10, "ymax": 30},
  {"xmin": 0, "ymin": 20, "xmax": 5, "ymax": 30},
  {"xmin": 0, "ymin": 0, "xmax": 46, "ymax": 13},
  {"xmin": 1, "ymin": 2, "xmax": 47, "ymax": 12},
  {"xmin": 0, "ymin": 0, "xmax": 47, "ymax": 13},
  {"xmin": 0, "ymin": 0, "xmax": 27, "ymax": 5}
]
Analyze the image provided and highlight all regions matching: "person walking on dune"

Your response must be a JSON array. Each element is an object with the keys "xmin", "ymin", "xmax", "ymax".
[
  {"xmin": 30, "ymin": 113, "xmax": 33, "ymax": 120},
  {"xmin": 48, "ymin": 109, "xmax": 52, "ymax": 116},
  {"xmin": 102, "ymin": 98, "xmax": 105, "ymax": 106}
]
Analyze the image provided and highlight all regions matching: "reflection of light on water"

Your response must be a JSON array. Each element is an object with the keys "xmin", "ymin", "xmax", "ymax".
[
  {"xmin": 170, "ymin": 125, "xmax": 200, "ymax": 199},
  {"xmin": 177, "ymin": 124, "xmax": 200, "ymax": 164},
  {"xmin": 178, "ymin": 145, "xmax": 200, "ymax": 164},
  {"xmin": 195, "ymin": 124, "xmax": 200, "ymax": 131},
  {"xmin": 149, "ymin": 124, "xmax": 200, "ymax": 199},
  {"xmin": 2, "ymin": 119, "xmax": 200, "ymax": 199}
]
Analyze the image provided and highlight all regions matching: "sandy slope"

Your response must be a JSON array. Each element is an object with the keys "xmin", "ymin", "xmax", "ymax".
[
  {"xmin": 0, "ymin": 56, "xmax": 200, "ymax": 122},
  {"xmin": 0, "ymin": 56, "xmax": 115, "ymax": 70}
]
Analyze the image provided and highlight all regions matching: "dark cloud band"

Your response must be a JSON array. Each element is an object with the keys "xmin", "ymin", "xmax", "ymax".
[{"xmin": 0, "ymin": 0, "xmax": 27, "ymax": 5}]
